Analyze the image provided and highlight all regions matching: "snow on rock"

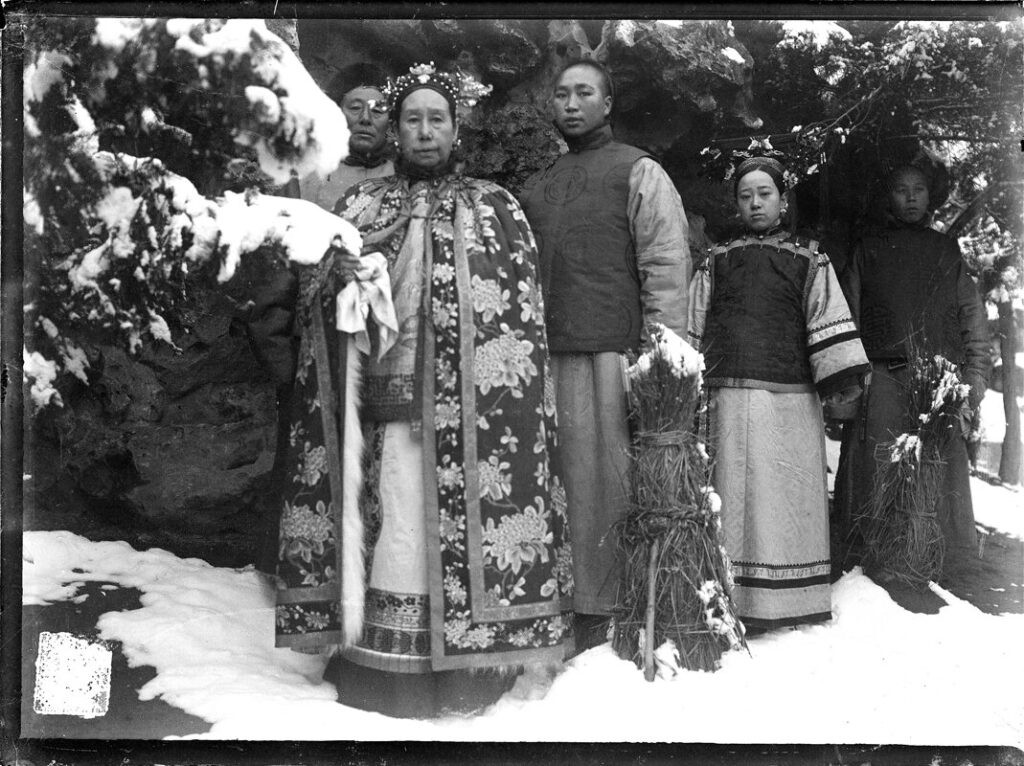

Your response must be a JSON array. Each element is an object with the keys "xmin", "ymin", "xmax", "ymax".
[
  {"xmin": 23, "ymin": 350, "xmax": 63, "ymax": 408},
  {"xmin": 21, "ymin": 493, "xmax": 1024, "ymax": 744},
  {"xmin": 162, "ymin": 19, "xmax": 349, "ymax": 184},
  {"xmin": 720, "ymin": 47, "xmax": 746, "ymax": 65}
]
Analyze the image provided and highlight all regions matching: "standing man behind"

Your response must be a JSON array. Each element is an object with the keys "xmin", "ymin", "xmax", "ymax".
[
  {"xmin": 255, "ymin": 67, "xmax": 393, "ymax": 571},
  {"xmin": 298, "ymin": 69, "xmax": 394, "ymax": 211},
  {"xmin": 520, "ymin": 59, "xmax": 692, "ymax": 651}
]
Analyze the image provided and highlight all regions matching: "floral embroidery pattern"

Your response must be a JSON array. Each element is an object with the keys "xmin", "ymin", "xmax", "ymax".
[
  {"xmin": 276, "ymin": 174, "xmax": 573, "ymax": 664},
  {"xmin": 474, "ymin": 330, "xmax": 538, "ymax": 395}
]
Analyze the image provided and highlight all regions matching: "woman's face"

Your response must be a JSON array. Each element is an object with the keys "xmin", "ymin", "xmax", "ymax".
[
  {"xmin": 397, "ymin": 88, "xmax": 457, "ymax": 171},
  {"xmin": 736, "ymin": 169, "xmax": 783, "ymax": 232},
  {"xmin": 889, "ymin": 167, "xmax": 930, "ymax": 224}
]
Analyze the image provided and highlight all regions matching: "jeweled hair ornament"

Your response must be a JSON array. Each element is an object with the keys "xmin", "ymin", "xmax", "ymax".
[{"xmin": 383, "ymin": 62, "xmax": 493, "ymax": 118}]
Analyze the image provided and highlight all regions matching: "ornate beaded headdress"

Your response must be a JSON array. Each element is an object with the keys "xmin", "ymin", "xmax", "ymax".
[
  {"xmin": 383, "ymin": 62, "xmax": 493, "ymax": 117},
  {"xmin": 734, "ymin": 156, "xmax": 787, "ymax": 193}
]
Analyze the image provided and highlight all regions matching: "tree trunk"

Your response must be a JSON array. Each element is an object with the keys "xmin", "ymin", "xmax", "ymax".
[{"xmin": 998, "ymin": 300, "xmax": 1022, "ymax": 485}]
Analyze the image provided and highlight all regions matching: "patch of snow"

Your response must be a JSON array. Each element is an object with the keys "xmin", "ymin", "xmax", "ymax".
[
  {"xmin": 23, "ymin": 191, "xmax": 44, "ymax": 234},
  {"xmin": 67, "ymin": 96, "xmax": 100, "ymax": 155},
  {"xmin": 978, "ymin": 386, "xmax": 1023, "ymax": 445},
  {"xmin": 215, "ymin": 192, "xmax": 362, "ymax": 282},
  {"xmin": 147, "ymin": 311, "xmax": 173, "ymax": 346},
  {"xmin": 69, "ymin": 242, "xmax": 110, "ymax": 291},
  {"xmin": 21, "ymin": 527, "xmax": 1024, "ymax": 744},
  {"xmin": 93, "ymin": 186, "xmax": 140, "ymax": 229},
  {"xmin": 778, "ymin": 21, "xmax": 852, "ymax": 51},
  {"xmin": 24, "ymin": 50, "xmax": 72, "ymax": 103},
  {"xmin": 165, "ymin": 19, "xmax": 349, "ymax": 184},
  {"xmin": 23, "ymin": 350, "xmax": 62, "ymax": 409},
  {"xmin": 721, "ymin": 47, "xmax": 746, "ymax": 65},
  {"xmin": 972, "ymin": 478, "xmax": 1023, "ymax": 540},
  {"xmin": 93, "ymin": 18, "xmax": 144, "ymax": 53}
]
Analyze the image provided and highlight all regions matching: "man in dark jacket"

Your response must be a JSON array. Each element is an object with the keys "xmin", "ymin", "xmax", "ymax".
[{"xmin": 520, "ymin": 60, "xmax": 691, "ymax": 651}]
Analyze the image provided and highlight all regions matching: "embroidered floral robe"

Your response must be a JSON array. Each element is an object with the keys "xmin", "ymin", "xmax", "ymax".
[{"xmin": 275, "ymin": 172, "xmax": 574, "ymax": 670}]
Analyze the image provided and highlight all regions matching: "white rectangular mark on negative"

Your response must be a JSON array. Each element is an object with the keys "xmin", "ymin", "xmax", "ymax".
[{"xmin": 33, "ymin": 631, "xmax": 112, "ymax": 718}]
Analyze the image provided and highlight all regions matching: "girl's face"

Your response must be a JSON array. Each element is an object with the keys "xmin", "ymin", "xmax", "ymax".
[
  {"xmin": 889, "ymin": 168, "xmax": 930, "ymax": 224},
  {"xmin": 397, "ymin": 88, "xmax": 457, "ymax": 171},
  {"xmin": 736, "ymin": 169, "xmax": 783, "ymax": 232}
]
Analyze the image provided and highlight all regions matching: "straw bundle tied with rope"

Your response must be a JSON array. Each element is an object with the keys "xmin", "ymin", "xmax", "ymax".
[
  {"xmin": 612, "ymin": 324, "xmax": 746, "ymax": 680},
  {"xmin": 858, "ymin": 337, "xmax": 973, "ymax": 588}
]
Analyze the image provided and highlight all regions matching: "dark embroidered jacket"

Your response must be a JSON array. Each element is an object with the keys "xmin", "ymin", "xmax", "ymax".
[{"xmin": 689, "ymin": 230, "xmax": 869, "ymax": 397}]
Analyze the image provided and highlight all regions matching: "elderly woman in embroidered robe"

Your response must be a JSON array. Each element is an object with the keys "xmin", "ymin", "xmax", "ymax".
[
  {"xmin": 273, "ymin": 65, "xmax": 573, "ymax": 718},
  {"xmin": 688, "ymin": 157, "xmax": 870, "ymax": 632}
]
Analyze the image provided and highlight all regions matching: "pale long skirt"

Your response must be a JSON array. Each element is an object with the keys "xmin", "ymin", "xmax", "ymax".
[
  {"xmin": 342, "ymin": 421, "xmax": 431, "ymax": 673},
  {"xmin": 336, "ymin": 422, "xmax": 510, "ymax": 718},
  {"xmin": 708, "ymin": 387, "xmax": 833, "ymax": 629},
  {"xmin": 551, "ymin": 352, "xmax": 631, "ymax": 616}
]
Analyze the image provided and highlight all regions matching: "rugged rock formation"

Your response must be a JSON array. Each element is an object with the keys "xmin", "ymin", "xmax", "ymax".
[{"xmin": 27, "ymin": 287, "xmax": 281, "ymax": 568}]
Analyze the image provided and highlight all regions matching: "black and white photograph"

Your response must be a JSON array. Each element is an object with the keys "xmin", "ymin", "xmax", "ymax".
[{"xmin": 2, "ymin": 3, "xmax": 1022, "ymax": 762}]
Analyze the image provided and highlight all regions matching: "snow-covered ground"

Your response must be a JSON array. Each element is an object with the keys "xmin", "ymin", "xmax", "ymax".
[
  {"xmin": 21, "ymin": 379, "xmax": 1024, "ymax": 744},
  {"xmin": 21, "ymin": 473, "xmax": 1024, "ymax": 746}
]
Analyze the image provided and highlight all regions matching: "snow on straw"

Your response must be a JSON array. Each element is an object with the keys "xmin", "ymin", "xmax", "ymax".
[{"xmin": 626, "ymin": 323, "xmax": 704, "ymax": 382}]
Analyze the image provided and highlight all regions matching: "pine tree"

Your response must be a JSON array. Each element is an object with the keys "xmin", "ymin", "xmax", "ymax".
[{"xmin": 21, "ymin": 17, "xmax": 359, "ymax": 408}]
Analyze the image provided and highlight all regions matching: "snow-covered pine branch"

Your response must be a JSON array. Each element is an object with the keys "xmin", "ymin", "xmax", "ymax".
[
  {"xmin": 25, "ymin": 18, "xmax": 349, "ymax": 184},
  {"xmin": 22, "ymin": 18, "xmax": 358, "ymax": 411}
]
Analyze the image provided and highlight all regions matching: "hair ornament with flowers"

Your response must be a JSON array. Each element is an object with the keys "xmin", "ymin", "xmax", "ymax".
[
  {"xmin": 700, "ymin": 133, "xmax": 823, "ymax": 191},
  {"xmin": 383, "ymin": 61, "xmax": 493, "ymax": 115}
]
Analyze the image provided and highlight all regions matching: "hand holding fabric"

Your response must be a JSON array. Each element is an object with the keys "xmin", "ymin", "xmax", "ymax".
[
  {"xmin": 335, "ymin": 251, "xmax": 399, "ymax": 360},
  {"xmin": 324, "ymin": 234, "xmax": 363, "ymax": 284}
]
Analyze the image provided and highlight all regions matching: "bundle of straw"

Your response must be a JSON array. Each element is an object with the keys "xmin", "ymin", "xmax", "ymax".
[
  {"xmin": 612, "ymin": 324, "xmax": 746, "ymax": 679},
  {"xmin": 858, "ymin": 342, "xmax": 972, "ymax": 588}
]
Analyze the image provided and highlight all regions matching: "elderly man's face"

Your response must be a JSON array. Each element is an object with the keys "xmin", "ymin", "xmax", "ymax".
[{"xmin": 342, "ymin": 86, "xmax": 389, "ymax": 155}]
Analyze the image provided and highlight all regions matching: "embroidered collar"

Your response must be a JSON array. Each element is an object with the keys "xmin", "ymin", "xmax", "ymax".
[{"xmin": 743, "ymin": 224, "xmax": 786, "ymax": 241}]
